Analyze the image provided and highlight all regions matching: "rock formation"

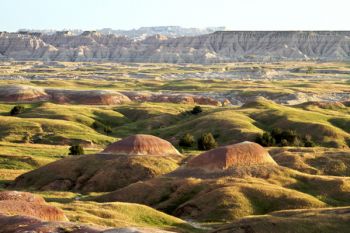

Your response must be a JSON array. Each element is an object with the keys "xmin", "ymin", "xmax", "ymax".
[
  {"xmin": 102, "ymin": 134, "xmax": 180, "ymax": 156},
  {"xmin": 121, "ymin": 91, "xmax": 222, "ymax": 106},
  {"xmin": 0, "ymin": 85, "xmax": 50, "ymax": 102},
  {"xmin": 12, "ymin": 134, "xmax": 182, "ymax": 192},
  {"xmin": 46, "ymin": 89, "xmax": 131, "ymax": 105},
  {"xmin": 1, "ymin": 31, "xmax": 350, "ymax": 63},
  {"xmin": 0, "ymin": 85, "xmax": 224, "ymax": 106},
  {"xmin": 0, "ymin": 191, "xmax": 67, "ymax": 221},
  {"xmin": 187, "ymin": 141, "xmax": 277, "ymax": 170}
]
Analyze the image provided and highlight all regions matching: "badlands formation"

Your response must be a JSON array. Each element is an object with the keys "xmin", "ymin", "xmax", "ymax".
[
  {"xmin": 0, "ymin": 85, "xmax": 224, "ymax": 106},
  {"xmin": 0, "ymin": 191, "xmax": 175, "ymax": 233},
  {"xmin": 0, "ymin": 31, "xmax": 350, "ymax": 62},
  {"xmin": 12, "ymin": 134, "xmax": 182, "ymax": 192},
  {"xmin": 94, "ymin": 141, "xmax": 350, "ymax": 221}
]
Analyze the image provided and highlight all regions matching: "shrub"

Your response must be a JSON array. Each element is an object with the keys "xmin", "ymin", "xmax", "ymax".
[
  {"xmin": 324, "ymin": 159, "xmax": 347, "ymax": 176},
  {"xmin": 303, "ymin": 134, "xmax": 315, "ymax": 147},
  {"xmin": 10, "ymin": 105, "xmax": 25, "ymax": 116},
  {"xmin": 179, "ymin": 133, "xmax": 195, "ymax": 148},
  {"xmin": 255, "ymin": 132, "xmax": 275, "ymax": 147},
  {"xmin": 191, "ymin": 106, "xmax": 203, "ymax": 115},
  {"xmin": 103, "ymin": 126, "xmax": 112, "ymax": 134},
  {"xmin": 256, "ymin": 129, "xmax": 315, "ymax": 147},
  {"xmin": 197, "ymin": 133, "xmax": 217, "ymax": 150},
  {"xmin": 69, "ymin": 145, "xmax": 85, "ymax": 156}
]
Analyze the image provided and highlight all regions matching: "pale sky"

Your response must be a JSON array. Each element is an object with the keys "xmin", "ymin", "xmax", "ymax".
[{"xmin": 1, "ymin": 0, "xmax": 350, "ymax": 31}]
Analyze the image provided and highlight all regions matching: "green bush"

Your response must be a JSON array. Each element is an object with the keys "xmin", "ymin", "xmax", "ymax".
[
  {"xmin": 197, "ymin": 133, "xmax": 217, "ymax": 150},
  {"xmin": 256, "ymin": 128, "xmax": 315, "ymax": 147},
  {"xmin": 10, "ymin": 105, "xmax": 25, "ymax": 116},
  {"xmin": 255, "ymin": 132, "xmax": 275, "ymax": 147},
  {"xmin": 191, "ymin": 106, "xmax": 203, "ymax": 115},
  {"xmin": 69, "ymin": 145, "xmax": 85, "ymax": 156},
  {"xmin": 179, "ymin": 133, "xmax": 195, "ymax": 148}
]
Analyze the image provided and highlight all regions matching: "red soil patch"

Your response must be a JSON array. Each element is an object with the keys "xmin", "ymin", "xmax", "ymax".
[
  {"xmin": 46, "ymin": 89, "xmax": 131, "ymax": 105},
  {"xmin": 0, "ymin": 191, "xmax": 67, "ymax": 221},
  {"xmin": 0, "ymin": 85, "xmax": 49, "ymax": 102},
  {"xmin": 0, "ymin": 190, "xmax": 45, "ymax": 204},
  {"xmin": 102, "ymin": 134, "xmax": 180, "ymax": 156},
  {"xmin": 0, "ymin": 214, "xmax": 102, "ymax": 233},
  {"xmin": 187, "ymin": 141, "xmax": 277, "ymax": 170}
]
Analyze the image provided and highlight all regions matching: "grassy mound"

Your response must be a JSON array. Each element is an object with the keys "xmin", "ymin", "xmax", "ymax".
[
  {"xmin": 93, "ymin": 164, "xmax": 350, "ymax": 222},
  {"xmin": 53, "ymin": 201, "xmax": 196, "ymax": 232},
  {"xmin": 212, "ymin": 207, "xmax": 350, "ymax": 233},
  {"xmin": 270, "ymin": 147, "xmax": 350, "ymax": 176},
  {"xmin": 12, "ymin": 153, "xmax": 182, "ymax": 192}
]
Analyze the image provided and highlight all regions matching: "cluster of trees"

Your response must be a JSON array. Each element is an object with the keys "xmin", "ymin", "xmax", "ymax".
[
  {"xmin": 179, "ymin": 132, "xmax": 217, "ymax": 150},
  {"xmin": 255, "ymin": 128, "xmax": 315, "ymax": 147},
  {"xmin": 10, "ymin": 105, "xmax": 25, "ymax": 116}
]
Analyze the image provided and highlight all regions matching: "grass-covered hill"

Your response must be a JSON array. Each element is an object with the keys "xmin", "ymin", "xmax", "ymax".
[
  {"xmin": 93, "ymin": 164, "xmax": 350, "ymax": 222},
  {"xmin": 3, "ymin": 97, "xmax": 350, "ymax": 182},
  {"xmin": 212, "ymin": 207, "xmax": 350, "ymax": 233}
]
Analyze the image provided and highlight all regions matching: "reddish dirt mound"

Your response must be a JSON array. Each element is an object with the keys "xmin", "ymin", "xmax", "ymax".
[
  {"xmin": 0, "ymin": 200, "xmax": 68, "ymax": 221},
  {"xmin": 46, "ymin": 89, "xmax": 131, "ymax": 105},
  {"xmin": 0, "ymin": 85, "xmax": 49, "ymax": 102},
  {"xmin": 102, "ymin": 134, "xmax": 180, "ymax": 156},
  {"xmin": 0, "ymin": 214, "xmax": 175, "ymax": 233},
  {"xmin": 0, "ymin": 190, "xmax": 45, "ymax": 204},
  {"xmin": 0, "ymin": 191, "xmax": 67, "ymax": 222},
  {"xmin": 0, "ymin": 214, "xmax": 102, "ymax": 233},
  {"xmin": 121, "ymin": 91, "xmax": 222, "ymax": 106},
  {"xmin": 187, "ymin": 141, "xmax": 277, "ymax": 170}
]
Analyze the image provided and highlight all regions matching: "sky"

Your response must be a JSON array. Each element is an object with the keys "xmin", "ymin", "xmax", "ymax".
[{"xmin": 1, "ymin": 0, "xmax": 350, "ymax": 31}]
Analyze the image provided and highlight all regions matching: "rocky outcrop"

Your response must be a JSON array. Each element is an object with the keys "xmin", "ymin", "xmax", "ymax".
[{"xmin": 1, "ymin": 31, "xmax": 350, "ymax": 63}]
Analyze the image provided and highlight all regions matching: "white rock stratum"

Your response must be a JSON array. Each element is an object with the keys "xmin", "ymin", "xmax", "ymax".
[{"xmin": 0, "ymin": 31, "xmax": 349, "ymax": 63}]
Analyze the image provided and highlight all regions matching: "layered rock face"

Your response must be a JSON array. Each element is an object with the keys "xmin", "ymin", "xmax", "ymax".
[{"xmin": 1, "ymin": 31, "xmax": 350, "ymax": 63}]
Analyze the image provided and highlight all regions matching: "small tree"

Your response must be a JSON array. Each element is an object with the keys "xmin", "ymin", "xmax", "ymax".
[
  {"xmin": 179, "ymin": 133, "xmax": 195, "ymax": 148},
  {"xmin": 191, "ymin": 106, "xmax": 203, "ymax": 115},
  {"xmin": 255, "ymin": 132, "xmax": 275, "ymax": 147},
  {"xmin": 10, "ymin": 105, "xmax": 25, "ymax": 116},
  {"xmin": 197, "ymin": 133, "xmax": 217, "ymax": 150},
  {"xmin": 303, "ymin": 134, "xmax": 315, "ymax": 147},
  {"xmin": 103, "ymin": 126, "xmax": 112, "ymax": 135},
  {"xmin": 69, "ymin": 145, "xmax": 84, "ymax": 156}
]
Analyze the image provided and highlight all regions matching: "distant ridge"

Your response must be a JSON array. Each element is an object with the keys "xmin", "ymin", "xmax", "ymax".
[{"xmin": 0, "ymin": 31, "xmax": 349, "ymax": 63}]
